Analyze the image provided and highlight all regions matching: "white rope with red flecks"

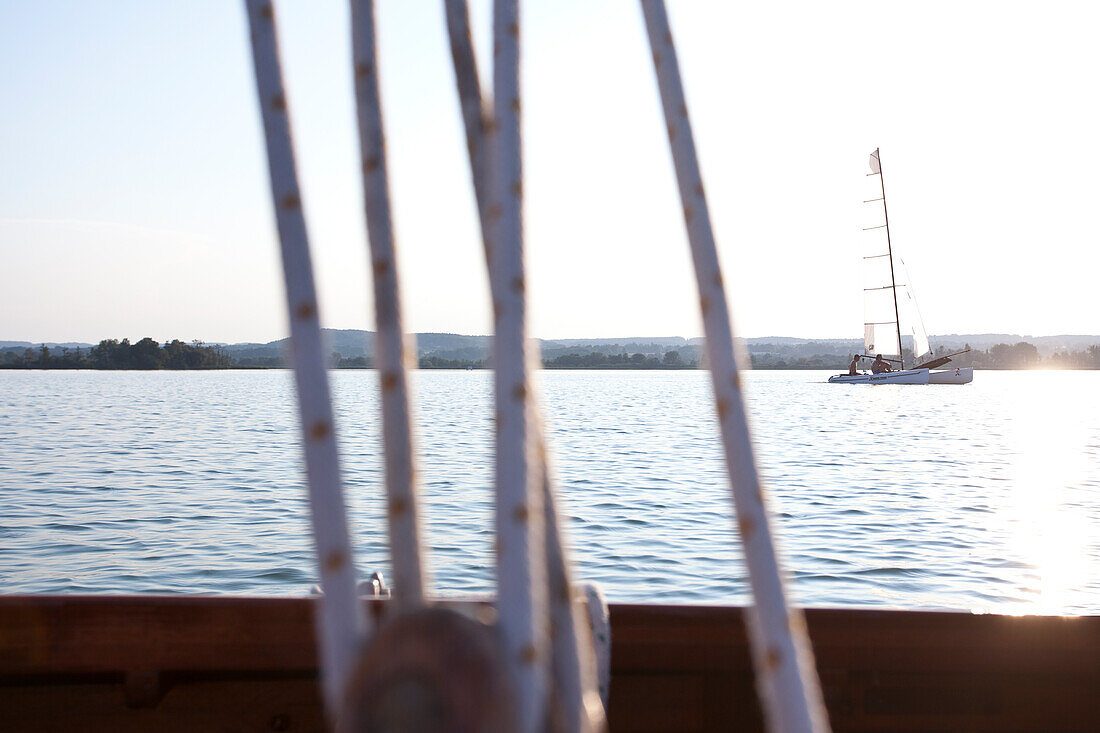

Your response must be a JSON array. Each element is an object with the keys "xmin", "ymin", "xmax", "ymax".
[{"xmin": 640, "ymin": 2, "xmax": 830, "ymax": 731}]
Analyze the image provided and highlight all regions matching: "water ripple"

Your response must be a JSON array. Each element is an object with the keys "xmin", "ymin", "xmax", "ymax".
[{"xmin": 0, "ymin": 369, "xmax": 1097, "ymax": 614}]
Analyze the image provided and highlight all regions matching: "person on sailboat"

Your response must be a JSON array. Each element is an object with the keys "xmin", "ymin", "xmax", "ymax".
[
  {"xmin": 848, "ymin": 355, "xmax": 861, "ymax": 376},
  {"xmin": 871, "ymin": 354, "xmax": 892, "ymax": 374}
]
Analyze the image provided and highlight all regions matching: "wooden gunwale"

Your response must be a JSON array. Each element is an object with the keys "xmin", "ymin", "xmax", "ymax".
[{"xmin": 2, "ymin": 595, "xmax": 1098, "ymax": 731}]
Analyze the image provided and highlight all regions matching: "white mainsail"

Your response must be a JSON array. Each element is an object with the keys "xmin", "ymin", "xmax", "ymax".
[
  {"xmin": 862, "ymin": 148, "xmax": 932, "ymax": 366},
  {"xmin": 862, "ymin": 251, "xmax": 900, "ymax": 358},
  {"xmin": 835, "ymin": 149, "xmax": 973, "ymax": 384},
  {"xmin": 862, "ymin": 147, "xmax": 901, "ymax": 360}
]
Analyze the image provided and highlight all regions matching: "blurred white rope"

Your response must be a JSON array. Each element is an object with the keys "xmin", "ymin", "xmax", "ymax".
[
  {"xmin": 443, "ymin": 0, "xmax": 493, "ymax": 270},
  {"xmin": 350, "ymin": 0, "xmax": 427, "ymax": 613},
  {"xmin": 243, "ymin": 0, "xmax": 366, "ymax": 718},
  {"xmin": 487, "ymin": 1, "xmax": 548, "ymax": 730},
  {"xmin": 639, "ymin": 2, "xmax": 830, "ymax": 731},
  {"xmin": 445, "ymin": 1, "xmax": 604, "ymax": 729}
]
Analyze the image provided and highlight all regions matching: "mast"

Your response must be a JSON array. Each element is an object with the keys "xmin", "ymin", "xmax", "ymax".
[{"xmin": 875, "ymin": 148, "xmax": 905, "ymax": 370}]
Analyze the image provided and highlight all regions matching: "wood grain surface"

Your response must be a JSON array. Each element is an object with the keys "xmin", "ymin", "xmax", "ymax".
[{"xmin": 2, "ymin": 596, "xmax": 1097, "ymax": 731}]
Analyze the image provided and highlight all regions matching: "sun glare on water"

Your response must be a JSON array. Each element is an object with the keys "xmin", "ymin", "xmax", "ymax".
[{"xmin": 999, "ymin": 377, "xmax": 1097, "ymax": 615}]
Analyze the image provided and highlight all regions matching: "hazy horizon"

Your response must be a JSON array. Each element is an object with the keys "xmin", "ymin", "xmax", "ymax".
[
  {"xmin": 5, "ymin": 327, "xmax": 1099, "ymax": 350},
  {"xmin": 3, "ymin": 1, "xmax": 1098, "ymax": 344}
]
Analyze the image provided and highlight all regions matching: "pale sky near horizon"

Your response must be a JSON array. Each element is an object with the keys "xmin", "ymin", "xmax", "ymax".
[{"xmin": 2, "ymin": 1, "xmax": 1098, "ymax": 344}]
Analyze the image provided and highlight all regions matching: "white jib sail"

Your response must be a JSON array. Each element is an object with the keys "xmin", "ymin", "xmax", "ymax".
[{"xmin": 897, "ymin": 257, "xmax": 931, "ymax": 364}]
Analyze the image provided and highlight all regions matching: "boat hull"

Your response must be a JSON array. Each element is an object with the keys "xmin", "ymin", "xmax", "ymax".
[
  {"xmin": 828, "ymin": 368, "xmax": 930, "ymax": 384},
  {"xmin": 929, "ymin": 367, "xmax": 974, "ymax": 384},
  {"xmin": 1, "ymin": 595, "xmax": 1097, "ymax": 732}
]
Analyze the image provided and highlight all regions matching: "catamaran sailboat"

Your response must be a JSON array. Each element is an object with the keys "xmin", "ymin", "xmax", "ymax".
[{"xmin": 829, "ymin": 149, "xmax": 973, "ymax": 385}]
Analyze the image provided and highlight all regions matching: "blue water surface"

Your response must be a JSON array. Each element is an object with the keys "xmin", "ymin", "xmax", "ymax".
[{"xmin": 1, "ymin": 369, "xmax": 1097, "ymax": 613}]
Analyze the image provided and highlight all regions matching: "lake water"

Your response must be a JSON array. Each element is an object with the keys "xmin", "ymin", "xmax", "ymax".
[{"xmin": 1, "ymin": 369, "xmax": 1097, "ymax": 614}]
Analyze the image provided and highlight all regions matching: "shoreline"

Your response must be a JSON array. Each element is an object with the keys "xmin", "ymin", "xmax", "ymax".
[{"xmin": 4, "ymin": 365, "xmax": 1100, "ymax": 372}]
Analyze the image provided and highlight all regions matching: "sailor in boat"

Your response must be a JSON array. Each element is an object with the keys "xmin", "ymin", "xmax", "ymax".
[
  {"xmin": 848, "ymin": 355, "xmax": 861, "ymax": 376},
  {"xmin": 870, "ymin": 354, "xmax": 892, "ymax": 374}
]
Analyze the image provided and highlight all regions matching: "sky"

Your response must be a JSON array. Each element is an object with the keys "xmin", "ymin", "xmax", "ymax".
[{"xmin": 2, "ymin": 1, "xmax": 1098, "ymax": 344}]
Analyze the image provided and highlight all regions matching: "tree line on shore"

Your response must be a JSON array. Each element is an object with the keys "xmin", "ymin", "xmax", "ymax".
[
  {"xmin": 3, "ymin": 338, "xmax": 1099, "ymax": 370},
  {"xmin": 0, "ymin": 339, "xmax": 230, "ymax": 369},
  {"xmin": 917, "ymin": 342, "xmax": 1099, "ymax": 370},
  {"xmin": 750, "ymin": 342, "xmax": 1100, "ymax": 370},
  {"xmin": 349, "ymin": 343, "xmax": 1100, "ymax": 370},
  {"xmin": 349, "ymin": 352, "xmax": 693, "ymax": 369}
]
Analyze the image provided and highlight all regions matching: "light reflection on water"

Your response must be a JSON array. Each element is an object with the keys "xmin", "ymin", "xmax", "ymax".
[
  {"xmin": 999, "ymin": 385, "xmax": 1095, "ymax": 614},
  {"xmin": 0, "ymin": 369, "xmax": 1096, "ymax": 613}
]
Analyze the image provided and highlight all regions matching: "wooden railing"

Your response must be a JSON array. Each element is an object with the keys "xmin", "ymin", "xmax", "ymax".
[{"xmin": 2, "ymin": 596, "xmax": 1096, "ymax": 732}]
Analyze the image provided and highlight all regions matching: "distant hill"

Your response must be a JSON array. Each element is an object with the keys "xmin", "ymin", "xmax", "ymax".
[
  {"xmin": 929, "ymin": 334, "xmax": 1100, "ymax": 354},
  {"xmin": 543, "ymin": 336, "xmax": 691, "ymax": 347},
  {"xmin": 216, "ymin": 330, "xmax": 1100, "ymax": 363},
  {"xmin": 0, "ymin": 341, "xmax": 94, "ymax": 349},
  {"xmin": 5, "ymin": 331, "xmax": 1099, "ymax": 364}
]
